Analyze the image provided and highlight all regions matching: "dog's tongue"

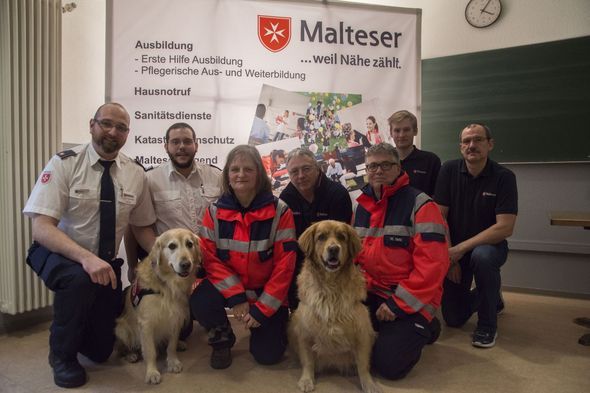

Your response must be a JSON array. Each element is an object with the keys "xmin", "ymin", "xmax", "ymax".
[
  {"xmin": 179, "ymin": 271, "xmax": 190, "ymax": 278},
  {"xmin": 327, "ymin": 258, "xmax": 339, "ymax": 268}
]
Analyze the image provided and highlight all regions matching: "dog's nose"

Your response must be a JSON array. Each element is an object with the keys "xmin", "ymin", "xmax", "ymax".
[
  {"xmin": 327, "ymin": 244, "xmax": 340, "ymax": 258},
  {"xmin": 180, "ymin": 260, "xmax": 191, "ymax": 271}
]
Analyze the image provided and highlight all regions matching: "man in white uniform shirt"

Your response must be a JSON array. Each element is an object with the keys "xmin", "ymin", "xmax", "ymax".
[
  {"xmin": 23, "ymin": 103, "xmax": 156, "ymax": 388},
  {"xmin": 125, "ymin": 122, "xmax": 221, "ymax": 274},
  {"xmin": 149, "ymin": 122, "xmax": 222, "ymax": 234}
]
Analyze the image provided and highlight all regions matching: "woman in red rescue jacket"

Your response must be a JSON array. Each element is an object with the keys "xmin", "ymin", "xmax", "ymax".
[
  {"xmin": 353, "ymin": 143, "xmax": 449, "ymax": 380},
  {"xmin": 190, "ymin": 145, "xmax": 297, "ymax": 370}
]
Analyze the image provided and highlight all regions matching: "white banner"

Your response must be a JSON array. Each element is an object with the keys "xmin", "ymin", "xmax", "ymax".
[{"xmin": 108, "ymin": 0, "xmax": 420, "ymax": 193}]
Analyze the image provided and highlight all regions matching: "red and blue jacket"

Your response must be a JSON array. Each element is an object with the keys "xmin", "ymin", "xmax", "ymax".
[
  {"xmin": 200, "ymin": 191, "xmax": 297, "ymax": 324},
  {"xmin": 353, "ymin": 172, "xmax": 449, "ymax": 321}
]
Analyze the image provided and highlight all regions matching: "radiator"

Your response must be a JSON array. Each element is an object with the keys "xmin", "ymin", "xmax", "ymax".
[{"xmin": 0, "ymin": 0, "xmax": 61, "ymax": 314}]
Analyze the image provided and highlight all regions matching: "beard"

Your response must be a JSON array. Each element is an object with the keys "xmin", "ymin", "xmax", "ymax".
[
  {"xmin": 168, "ymin": 152, "xmax": 195, "ymax": 169},
  {"xmin": 93, "ymin": 133, "xmax": 121, "ymax": 154}
]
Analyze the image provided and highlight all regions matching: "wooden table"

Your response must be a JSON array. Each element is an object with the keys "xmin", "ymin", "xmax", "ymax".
[
  {"xmin": 550, "ymin": 211, "xmax": 590, "ymax": 345},
  {"xmin": 550, "ymin": 211, "xmax": 590, "ymax": 230}
]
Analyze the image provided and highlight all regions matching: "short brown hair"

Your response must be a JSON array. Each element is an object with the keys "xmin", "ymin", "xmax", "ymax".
[
  {"xmin": 221, "ymin": 145, "xmax": 271, "ymax": 195},
  {"xmin": 461, "ymin": 123, "xmax": 492, "ymax": 140}
]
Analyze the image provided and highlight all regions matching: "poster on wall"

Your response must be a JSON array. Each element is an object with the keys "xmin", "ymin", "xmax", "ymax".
[{"xmin": 108, "ymin": 0, "xmax": 420, "ymax": 196}]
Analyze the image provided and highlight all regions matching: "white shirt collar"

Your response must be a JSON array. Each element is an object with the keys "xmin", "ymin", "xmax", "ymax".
[{"xmin": 87, "ymin": 143, "xmax": 122, "ymax": 169}]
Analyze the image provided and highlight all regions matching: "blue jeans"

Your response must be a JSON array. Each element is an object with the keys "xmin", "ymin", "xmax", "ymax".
[{"xmin": 442, "ymin": 241, "xmax": 508, "ymax": 333}]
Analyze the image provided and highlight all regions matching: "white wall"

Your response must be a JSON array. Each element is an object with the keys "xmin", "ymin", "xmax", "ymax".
[
  {"xmin": 350, "ymin": 0, "xmax": 590, "ymax": 58},
  {"xmin": 61, "ymin": 0, "xmax": 106, "ymax": 144}
]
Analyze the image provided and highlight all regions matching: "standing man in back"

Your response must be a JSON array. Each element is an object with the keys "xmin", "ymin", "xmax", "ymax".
[
  {"xmin": 389, "ymin": 110, "xmax": 440, "ymax": 196},
  {"xmin": 434, "ymin": 123, "xmax": 518, "ymax": 348}
]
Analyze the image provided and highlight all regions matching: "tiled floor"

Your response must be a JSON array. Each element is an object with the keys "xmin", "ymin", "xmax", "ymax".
[{"xmin": 1, "ymin": 291, "xmax": 589, "ymax": 393}]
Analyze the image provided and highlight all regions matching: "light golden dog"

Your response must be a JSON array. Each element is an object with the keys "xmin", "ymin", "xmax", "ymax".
[
  {"xmin": 115, "ymin": 228, "xmax": 201, "ymax": 384},
  {"xmin": 289, "ymin": 220, "xmax": 381, "ymax": 393}
]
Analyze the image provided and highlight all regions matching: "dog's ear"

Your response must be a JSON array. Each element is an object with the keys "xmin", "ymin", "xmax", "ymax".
[
  {"xmin": 299, "ymin": 223, "xmax": 317, "ymax": 257},
  {"xmin": 148, "ymin": 233, "xmax": 163, "ymax": 267},
  {"xmin": 347, "ymin": 225, "xmax": 362, "ymax": 259}
]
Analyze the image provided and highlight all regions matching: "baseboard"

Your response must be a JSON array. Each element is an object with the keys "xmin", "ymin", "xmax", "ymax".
[
  {"xmin": 0, "ymin": 307, "xmax": 52, "ymax": 335},
  {"xmin": 503, "ymin": 286, "xmax": 590, "ymax": 300}
]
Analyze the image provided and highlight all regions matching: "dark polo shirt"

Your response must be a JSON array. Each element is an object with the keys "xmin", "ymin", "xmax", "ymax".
[
  {"xmin": 279, "ymin": 173, "xmax": 352, "ymax": 237},
  {"xmin": 400, "ymin": 146, "xmax": 441, "ymax": 197},
  {"xmin": 434, "ymin": 158, "xmax": 518, "ymax": 246}
]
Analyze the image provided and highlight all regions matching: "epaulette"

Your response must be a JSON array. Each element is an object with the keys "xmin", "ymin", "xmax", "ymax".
[
  {"xmin": 56, "ymin": 150, "xmax": 77, "ymax": 160},
  {"xmin": 133, "ymin": 158, "xmax": 152, "ymax": 172}
]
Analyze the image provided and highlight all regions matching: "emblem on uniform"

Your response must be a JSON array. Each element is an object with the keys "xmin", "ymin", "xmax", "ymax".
[
  {"xmin": 40, "ymin": 171, "xmax": 51, "ymax": 184},
  {"xmin": 258, "ymin": 15, "xmax": 291, "ymax": 52}
]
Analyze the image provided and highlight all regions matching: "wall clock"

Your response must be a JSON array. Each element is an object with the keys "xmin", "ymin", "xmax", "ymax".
[{"xmin": 465, "ymin": 0, "xmax": 502, "ymax": 28}]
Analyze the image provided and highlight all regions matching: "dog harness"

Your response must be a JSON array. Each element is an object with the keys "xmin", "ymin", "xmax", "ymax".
[{"xmin": 130, "ymin": 280, "xmax": 159, "ymax": 308}]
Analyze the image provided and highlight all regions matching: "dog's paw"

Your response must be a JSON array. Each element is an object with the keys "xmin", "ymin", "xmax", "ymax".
[
  {"xmin": 361, "ymin": 380, "xmax": 382, "ymax": 393},
  {"xmin": 176, "ymin": 340, "xmax": 188, "ymax": 352},
  {"xmin": 145, "ymin": 369, "xmax": 161, "ymax": 384},
  {"xmin": 166, "ymin": 358, "xmax": 183, "ymax": 373},
  {"xmin": 297, "ymin": 377, "xmax": 315, "ymax": 392},
  {"xmin": 125, "ymin": 352, "xmax": 140, "ymax": 363}
]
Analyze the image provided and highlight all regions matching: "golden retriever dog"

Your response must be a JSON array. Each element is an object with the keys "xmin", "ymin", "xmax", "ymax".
[
  {"xmin": 115, "ymin": 228, "xmax": 201, "ymax": 384},
  {"xmin": 289, "ymin": 220, "xmax": 381, "ymax": 393}
]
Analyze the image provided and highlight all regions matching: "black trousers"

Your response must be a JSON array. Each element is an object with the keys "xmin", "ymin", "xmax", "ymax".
[
  {"xmin": 27, "ymin": 242, "xmax": 123, "ymax": 362},
  {"xmin": 441, "ymin": 242, "xmax": 508, "ymax": 333},
  {"xmin": 190, "ymin": 279, "xmax": 288, "ymax": 365},
  {"xmin": 366, "ymin": 293, "xmax": 430, "ymax": 380}
]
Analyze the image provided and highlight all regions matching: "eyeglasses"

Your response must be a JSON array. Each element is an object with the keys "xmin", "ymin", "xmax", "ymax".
[
  {"xmin": 366, "ymin": 161, "xmax": 398, "ymax": 172},
  {"xmin": 94, "ymin": 118, "xmax": 130, "ymax": 134},
  {"xmin": 461, "ymin": 136, "xmax": 488, "ymax": 145}
]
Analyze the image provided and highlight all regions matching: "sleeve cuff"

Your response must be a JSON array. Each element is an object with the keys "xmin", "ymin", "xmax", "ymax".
[
  {"xmin": 386, "ymin": 297, "xmax": 410, "ymax": 319},
  {"xmin": 249, "ymin": 304, "xmax": 270, "ymax": 326},
  {"xmin": 226, "ymin": 293, "xmax": 247, "ymax": 308}
]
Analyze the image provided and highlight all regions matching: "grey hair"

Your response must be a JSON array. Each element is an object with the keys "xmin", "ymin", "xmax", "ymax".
[
  {"xmin": 365, "ymin": 142, "xmax": 400, "ymax": 163},
  {"xmin": 286, "ymin": 147, "xmax": 319, "ymax": 167}
]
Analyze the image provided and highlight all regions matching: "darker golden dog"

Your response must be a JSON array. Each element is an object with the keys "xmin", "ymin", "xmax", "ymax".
[
  {"xmin": 289, "ymin": 220, "xmax": 381, "ymax": 393},
  {"xmin": 115, "ymin": 228, "xmax": 201, "ymax": 384}
]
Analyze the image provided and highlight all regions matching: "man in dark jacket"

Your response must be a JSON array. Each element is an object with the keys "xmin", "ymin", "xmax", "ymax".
[{"xmin": 279, "ymin": 148, "xmax": 353, "ymax": 309}]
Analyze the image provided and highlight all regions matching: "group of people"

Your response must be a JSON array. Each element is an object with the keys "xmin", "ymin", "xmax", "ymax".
[{"xmin": 23, "ymin": 103, "xmax": 517, "ymax": 388}]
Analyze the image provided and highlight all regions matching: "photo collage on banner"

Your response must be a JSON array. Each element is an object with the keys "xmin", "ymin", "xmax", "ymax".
[{"xmin": 108, "ymin": 0, "xmax": 421, "ymax": 197}]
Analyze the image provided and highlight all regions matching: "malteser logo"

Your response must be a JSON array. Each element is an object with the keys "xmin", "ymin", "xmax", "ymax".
[
  {"xmin": 41, "ymin": 171, "xmax": 51, "ymax": 184},
  {"xmin": 258, "ymin": 15, "xmax": 291, "ymax": 52}
]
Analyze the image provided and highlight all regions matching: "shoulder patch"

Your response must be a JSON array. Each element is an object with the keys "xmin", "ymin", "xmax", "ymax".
[{"xmin": 56, "ymin": 149, "xmax": 77, "ymax": 160}]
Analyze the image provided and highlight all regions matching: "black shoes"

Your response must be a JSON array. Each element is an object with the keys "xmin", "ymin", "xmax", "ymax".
[
  {"xmin": 210, "ymin": 347, "xmax": 232, "ymax": 369},
  {"xmin": 472, "ymin": 329, "xmax": 498, "ymax": 348},
  {"xmin": 427, "ymin": 316, "xmax": 442, "ymax": 345},
  {"xmin": 49, "ymin": 352, "xmax": 87, "ymax": 388}
]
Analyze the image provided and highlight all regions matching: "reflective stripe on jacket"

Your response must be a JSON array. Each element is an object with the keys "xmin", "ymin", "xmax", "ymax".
[
  {"xmin": 353, "ymin": 172, "xmax": 449, "ymax": 321},
  {"xmin": 199, "ymin": 191, "xmax": 297, "ymax": 324}
]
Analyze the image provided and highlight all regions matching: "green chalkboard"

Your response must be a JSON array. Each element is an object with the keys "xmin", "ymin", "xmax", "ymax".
[{"xmin": 422, "ymin": 36, "xmax": 590, "ymax": 163}]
